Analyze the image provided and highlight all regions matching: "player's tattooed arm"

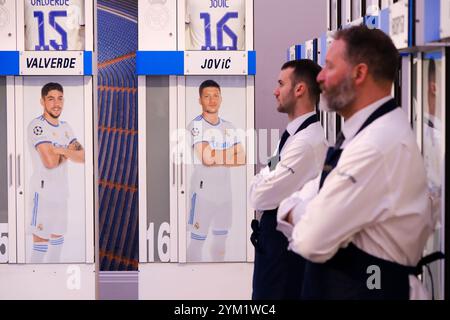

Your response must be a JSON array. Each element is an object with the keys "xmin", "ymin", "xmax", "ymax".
[
  {"xmin": 223, "ymin": 143, "xmax": 246, "ymax": 167},
  {"xmin": 194, "ymin": 142, "xmax": 246, "ymax": 167},
  {"xmin": 194, "ymin": 142, "xmax": 216, "ymax": 166},
  {"xmin": 54, "ymin": 140, "xmax": 85, "ymax": 163},
  {"xmin": 68, "ymin": 140, "xmax": 84, "ymax": 151},
  {"xmin": 36, "ymin": 143, "xmax": 66, "ymax": 169}
]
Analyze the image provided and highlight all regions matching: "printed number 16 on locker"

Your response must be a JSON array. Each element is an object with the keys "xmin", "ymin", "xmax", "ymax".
[{"xmin": 147, "ymin": 222, "xmax": 171, "ymax": 262}]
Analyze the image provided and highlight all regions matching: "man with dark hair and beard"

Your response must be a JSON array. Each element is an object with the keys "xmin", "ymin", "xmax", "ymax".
[
  {"xmin": 276, "ymin": 25, "xmax": 439, "ymax": 299},
  {"xmin": 249, "ymin": 59, "xmax": 327, "ymax": 299},
  {"xmin": 28, "ymin": 82, "xmax": 85, "ymax": 263}
]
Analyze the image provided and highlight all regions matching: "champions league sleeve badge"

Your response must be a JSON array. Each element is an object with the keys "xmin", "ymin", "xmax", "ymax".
[
  {"xmin": 33, "ymin": 126, "xmax": 43, "ymax": 136},
  {"xmin": 191, "ymin": 127, "xmax": 200, "ymax": 137}
]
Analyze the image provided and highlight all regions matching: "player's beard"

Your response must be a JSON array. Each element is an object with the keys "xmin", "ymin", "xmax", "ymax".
[
  {"xmin": 321, "ymin": 74, "xmax": 356, "ymax": 112},
  {"xmin": 46, "ymin": 108, "xmax": 61, "ymax": 119},
  {"xmin": 48, "ymin": 112, "xmax": 61, "ymax": 119},
  {"xmin": 276, "ymin": 92, "xmax": 296, "ymax": 114}
]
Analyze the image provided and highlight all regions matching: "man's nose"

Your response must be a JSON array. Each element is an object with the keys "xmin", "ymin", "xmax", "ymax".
[{"xmin": 316, "ymin": 70, "xmax": 325, "ymax": 83}]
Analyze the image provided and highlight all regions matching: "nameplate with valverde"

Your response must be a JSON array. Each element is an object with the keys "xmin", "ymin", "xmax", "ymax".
[{"xmin": 19, "ymin": 51, "xmax": 84, "ymax": 76}]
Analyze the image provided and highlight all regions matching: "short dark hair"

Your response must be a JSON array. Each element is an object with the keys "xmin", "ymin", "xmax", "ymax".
[
  {"xmin": 41, "ymin": 82, "xmax": 64, "ymax": 98},
  {"xmin": 281, "ymin": 59, "xmax": 322, "ymax": 105},
  {"xmin": 333, "ymin": 25, "xmax": 399, "ymax": 83},
  {"xmin": 199, "ymin": 79, "xmax": 221, "ymax": 96}
]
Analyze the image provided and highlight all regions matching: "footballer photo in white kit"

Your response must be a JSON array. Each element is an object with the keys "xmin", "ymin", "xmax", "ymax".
[
  {"xmin": 185, "ymin": 0, "xmax": 245, "ymax": 50},
  {"xmin": 22, "ymin": 77, "xmax": 87, "ymax": 263},
  {"xmin": 184, "ymin": 76, "xmax": 248, "ymax": 263},
  {"xmin": 24, "ymin": 0, "xmax": 85, "ymax": 51}
]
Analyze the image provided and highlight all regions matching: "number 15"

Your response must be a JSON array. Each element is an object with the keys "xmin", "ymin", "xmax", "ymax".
[{"xmin": 33, "ymin": 10, "xmax": 68, "ymax": 51}]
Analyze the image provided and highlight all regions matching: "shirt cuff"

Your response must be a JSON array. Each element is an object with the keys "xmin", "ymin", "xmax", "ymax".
[
  {"xmin": 276, "ymin": 195, "xmax": 308, "ymax": 241},
  {"xmin": 259, "ymin": 165, "xmax": 271, "ymax": 177},
  {"xmin": 291, "ymin": 200, "xmax": 307, "ymax": 225},
  {"xmin": 275, "ymin": 197, "xmax": 299, "ymax": 240}
]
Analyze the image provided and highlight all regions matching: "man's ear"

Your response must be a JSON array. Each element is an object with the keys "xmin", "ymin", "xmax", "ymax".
[
  {"xmin": 295, "ymin": 82, "xmax": 306, "ymax": 98},
  {"xmin": 353, "ymin": 63, "xmax": 369, "ymax": 86}
]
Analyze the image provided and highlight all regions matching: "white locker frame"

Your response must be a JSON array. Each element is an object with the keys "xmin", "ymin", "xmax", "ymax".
[
  {"xmin": 6, "ymin": 77, "xmax": 17, "ymax": 263},
  {"xmin": 12, "ymin": 76, "xmax": 95, "ymax": 264},
  {"xmin": 401, "ymin": 55, "xmax": 412, "ymax": 121},
  {"xmin": 342, "ymin": 0, "xmax": 352, "ymax": 26},
  {"xmin": 138, "ymin": 75, "xmax": 256, "ymax": 264},
  {"xmin": 413, "ymin": 53, "xmax": 423, "ymax": 150},
  {"xmin": 138, "ymin": 75, "xmax": 255, "ymax": 299},
  {"xmin": 327, "ymin": 0, "xmax": 332, "ymax": 30},
  {"xmin": 327, "ymin": 112, "xmax": 337, "ymax": 144},
  {"xmin": 351, "ymin": 0, "xmax": 363, "ymax": 20},
  {"xmin": 138, "ymin": 0, "xmax": 256, "ymax": 265},
  {"xmin": 330, "ymin": 0, "xmax": 339, "ymax": 30},
  {"xmin": 439, "ymin": 50, "xmax": 446, "ymax": 300},
  {"xmin": 0, "ymin": 1, "xmax": 17, "ymax": 50},
  {"xmin": 420, "ymin": 49, "xmax": 446, "ymax": 300},
  {"xmin": 1, "ymin": 0, "xmax": 96, "ymax": 300},
  {"xmin": 1, "ymin": 76, "xmax": 96, "ymax": 299}
]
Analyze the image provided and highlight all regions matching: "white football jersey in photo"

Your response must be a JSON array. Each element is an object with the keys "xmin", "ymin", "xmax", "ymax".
[
  {"xmin": 187, "ymin": 115, "xmax": 241, "ymax": 197},
  {"xmin": 28, "ymin": 115, "xmax": 76, "ymax": 198},
  {"xmin": 25, "ymin": 0, "xmax": 85, "ymax": 51},
  {"xmin": 186, "ymin": 0, "xmax": 245, "ymax": 50}
]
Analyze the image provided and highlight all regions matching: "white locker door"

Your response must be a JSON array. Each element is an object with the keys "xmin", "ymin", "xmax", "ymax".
[
  {"xmin": 139, "ymin": 75, "xmax": 178, "ymax": 263},
  {"xmin": 181, "ymin": 76, "xmax": 248, "ymax": 263},
  {"xmin": 0, "ymin": 77, "xmax": 17, "ymax": 264},
  {"xmin": 15, "ymin": 76, "xmax": 88, "ymax": 264}
]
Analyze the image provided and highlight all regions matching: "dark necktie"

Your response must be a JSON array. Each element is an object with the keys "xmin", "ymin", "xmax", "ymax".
[
  {"xmin": 268, "ymin": 130, "xmax": 290, "ymax": 171},
  {"xmin": 319, "ymin": 131, "xmax": 345, "ymax": 190},
  {"xmin": 277, "ymin": 130, "xmax": 291, "ymax": 155},
  {"xmin": 334, "ymin": 131, "xmax": 346, "ymax": 150}
]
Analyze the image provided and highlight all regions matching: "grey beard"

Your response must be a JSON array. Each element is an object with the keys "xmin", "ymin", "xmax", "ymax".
[{"xmin": 322, "ymin": 78, "xmax": 356, "ymax": 112}]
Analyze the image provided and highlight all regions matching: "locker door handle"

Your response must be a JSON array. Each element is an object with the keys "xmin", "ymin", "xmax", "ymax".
[
  {"xmin": 180, "ymin": 153, "xmax": 183, "ymax": 186},
  {"xmin": 16, "ymin": 154, "xmax": 21, "ymax": 188},
  {"xmin": 172, "ymin": 153, "xmax": 176, "ymax": 186},
  {"xmin": 9, "ymin": 154, "xmax": 13, "ymax": 187}
]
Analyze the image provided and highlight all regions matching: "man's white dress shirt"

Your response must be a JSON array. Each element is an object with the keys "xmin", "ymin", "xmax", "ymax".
[
  {"xmin": 249, "ymin": 112, "xmax": 327, "ymax": 213},
  {"xmin": 277, "ymin": 97, "xmax": 438, "ymax": 299}
]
